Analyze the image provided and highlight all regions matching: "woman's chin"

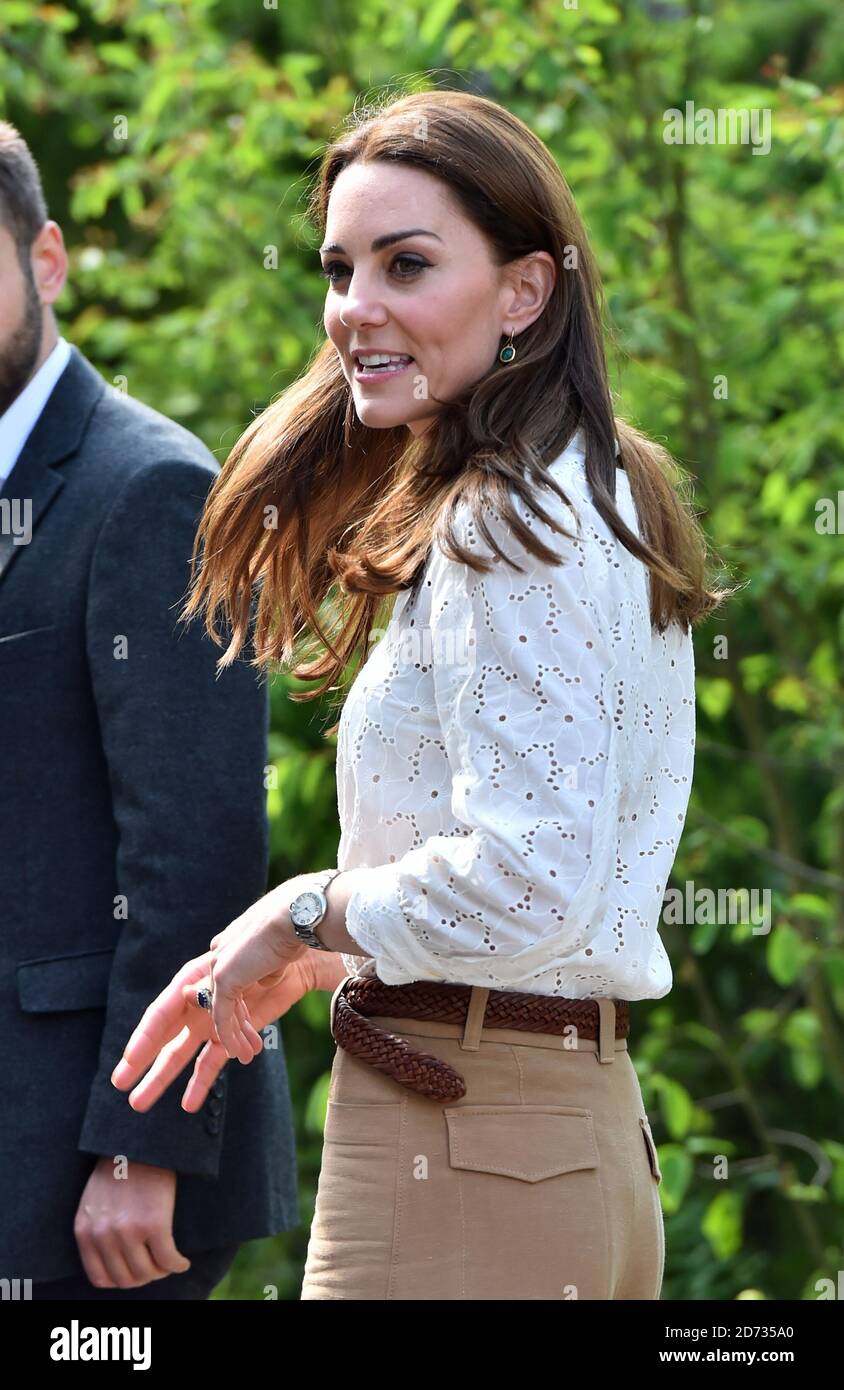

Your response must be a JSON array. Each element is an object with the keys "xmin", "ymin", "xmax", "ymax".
[
  {"xmin": 353, "ymin": 399, "xmax": 438, "ymax": 435},
  {"xmin": 353, "ymin": 399, "xmax": 410, "ymax": 430}
]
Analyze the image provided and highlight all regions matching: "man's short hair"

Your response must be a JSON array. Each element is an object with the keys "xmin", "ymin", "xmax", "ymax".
[{"xmin": 0, "ymin": 120, "xmax": 48, "ymax": 267}]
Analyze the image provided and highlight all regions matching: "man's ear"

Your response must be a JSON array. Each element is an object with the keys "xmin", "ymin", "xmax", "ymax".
[{"xmin": 31, "ymin": 219, "xmax": 68, "ymax": 305}]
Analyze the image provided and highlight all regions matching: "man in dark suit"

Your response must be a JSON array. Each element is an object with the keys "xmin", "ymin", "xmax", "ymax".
[{"xmin": 0, "ymin": 121, "xmax": 299, "ymax": 1299}]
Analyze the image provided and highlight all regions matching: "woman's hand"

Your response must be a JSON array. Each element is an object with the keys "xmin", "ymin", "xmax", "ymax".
[
  {"xmin": 111, "ymin": 878, "xmax": 352, "ymax": 1113},
  {"xmin": 111, "ymin": 949, "xmax": 314, "ymax": 1113},
  {"xmin": 200, "ymin": 876, "xmax": 330, "ymax": 1060}
]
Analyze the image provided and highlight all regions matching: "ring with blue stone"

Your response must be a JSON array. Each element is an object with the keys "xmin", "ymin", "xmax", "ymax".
[{"xmin": 196, "ymin": 986, "xmax": 214, "ymax": 1011}]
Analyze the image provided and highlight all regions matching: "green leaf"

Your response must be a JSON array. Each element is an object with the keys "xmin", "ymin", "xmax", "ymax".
[
  {"xmin": 791, "ymin": 1048, "xmax": 823, "ymax": 1089},
  {"xmin": 303, "ymin": 1069, "xmax": 331, "ymax": 1135},
  {"xmin": 99, "ymin": 42, "xmax": 139, "ymax": 70},
  {"xmin": 785, "ymin": 893, "xmax": 832, "ymax": 923},
  {"xmin": 690, "ymin": 915, "xmax": 720, "ymax": 955},
  {"xmin": 658, "ymin": 1078, "xmax": 695, "ymax": 1138},
  {"xmin": 702, "ymin": 1190, "xmax": 744, "ymax": 1260},
  {"xmin": 443, "ymin": 19, "xmax": 476, "ymax": 58},
  {"xmin": 741, "ymin": 1009, "xmax": 780, "ymax": 1038},
  {"xmin": 782, "ymin": 1182, "xmax": 827, "ymax": 1202},
  {"xmin": 697, "ymin": 677, "xmax": 733, "ymax": 720},
  {"xmin": 658, "ymin": 1146, "xmax": 694, "ymax": 1215},
  {"xmin": 738, "ymin": 653, "xmax": 776, "ymax": 693},
  {"xmin": 418, "ymin": 0, "xmax": 461, "ymax": 45},
  {"xmin": 687, "ymin": 1136, "xmax": 738, "ymax": 1155},
  {"xmin": 769, "ymin": 675, "xmax": 811, "ymax": 714},
  {"xmin": 767, "ymin": 923, "xmax": 815, "ymax": 986},
  {"xmin": 679, "ymin": 1022, "xmax": 723, "ymax": 1052}
]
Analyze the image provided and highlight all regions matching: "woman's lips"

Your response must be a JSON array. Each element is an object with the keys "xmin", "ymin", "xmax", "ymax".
[{"xmin": 353, "ymin": 356, "xmax": 415, "ymax": 383}]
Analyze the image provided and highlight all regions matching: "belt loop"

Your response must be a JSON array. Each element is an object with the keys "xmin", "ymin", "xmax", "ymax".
[
  {"xmin": 597, "ymin": 997, "xmax": 616, "ymax": 1063},
  {"xmin": 460, "ymin": 986, "xmax": 490, "ymax": 1051}
]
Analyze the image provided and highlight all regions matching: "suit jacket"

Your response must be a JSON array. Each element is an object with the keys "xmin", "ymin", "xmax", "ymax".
[{"xmin": 0, "ymin": 345, "xmax": 299, "ymax": 1283}]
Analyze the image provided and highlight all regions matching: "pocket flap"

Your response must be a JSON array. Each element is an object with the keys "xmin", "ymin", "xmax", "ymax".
[
  {"xmin": 444, "ymin": 1104, "xmax": 598, "ymax": 1183},
  {"xmin": 17, "ymin": 948, "xmax": 116, "ymax": 1013}
]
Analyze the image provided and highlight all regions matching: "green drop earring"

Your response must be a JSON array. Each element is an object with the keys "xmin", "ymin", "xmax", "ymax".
[{"xmin": 499, "ymin": 329, "xmax": 516, "ymax": 364}]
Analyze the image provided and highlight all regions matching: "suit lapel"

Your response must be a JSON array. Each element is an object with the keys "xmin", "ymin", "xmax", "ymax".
[{"xmin": 0, "ymin": 346, "xmax": 106, "ymax": 589}]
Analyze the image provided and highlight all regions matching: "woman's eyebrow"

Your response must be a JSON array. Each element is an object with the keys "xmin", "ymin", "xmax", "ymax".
[{"xmin": 319, "ymin": 228, "xmax": 444, "ymax": 255}]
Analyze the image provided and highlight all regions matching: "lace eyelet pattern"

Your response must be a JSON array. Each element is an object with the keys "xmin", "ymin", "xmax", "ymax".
[{"xmin": 336, "ymin": 430, "xmax": 696, "ymax": 998}]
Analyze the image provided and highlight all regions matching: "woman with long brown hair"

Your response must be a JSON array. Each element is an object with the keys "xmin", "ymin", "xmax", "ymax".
[{"xmin": 112, "ymin": 86, "xmax": 729, "ymax": 1300}]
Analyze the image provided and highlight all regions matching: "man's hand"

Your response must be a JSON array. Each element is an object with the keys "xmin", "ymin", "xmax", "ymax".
[{"xmin": 74, "ymin": 1157, "xmax": 190, "ymax": 1289}]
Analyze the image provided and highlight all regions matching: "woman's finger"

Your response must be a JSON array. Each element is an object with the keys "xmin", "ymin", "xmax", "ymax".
[
  {"xmin": 223, "ymin": 994, "xmax": 252, "ymax": 1065},
  {"xmin": 235, "ymin": 996, "xmax": 264, "ymax": 1056},
  {"xmin": 180, "ymin": 1039, "xmax": 229, "ymax": 1113},
  {"xmin": 208, "ymin": 957, "xmax": 251, "ymax": 1062},
  {"xmin": 112, "ymin": 954, "xmax": 214, "ymax": 1088},
  {"xmin": 208, "ymin": 979, "xmax": 241, "ymax": 1061},
  {"xmin": 232, "ymin": 995, "xmax": 262, "ymax": 1061},
  {"xmin": 125, "ymin": 1025, "xmax": 199, "ymax": 1111},
  {"xmin": 112, "ymin": 987, "xmax": 188, "ymax": 1088},
  {"xmin": 183, "ymin": 976, "xmax": 220, "ymax": 1043}
]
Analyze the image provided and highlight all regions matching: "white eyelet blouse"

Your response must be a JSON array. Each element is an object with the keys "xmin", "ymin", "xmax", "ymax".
[{"xmin": 336, "ymin": 427, "xmax": 696, "ymax": 999}]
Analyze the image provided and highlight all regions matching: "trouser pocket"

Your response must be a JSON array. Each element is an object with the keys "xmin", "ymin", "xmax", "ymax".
[
  {"xmin": 639, "ymin": 1115, "xmax": 662, "ymax": 1184},
  {"xmin": 638, "ymin": 1114, "xmax": 665, "ymax": 1299},
  {"xmin": 441, "ymin": 1104, "xmax": 610, "ymax": 1298}
]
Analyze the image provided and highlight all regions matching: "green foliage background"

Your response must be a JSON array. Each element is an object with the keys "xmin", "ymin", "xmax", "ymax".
[{"xmin": 2, "ymin": 0, "xmax": 843, "ymax": 1300}]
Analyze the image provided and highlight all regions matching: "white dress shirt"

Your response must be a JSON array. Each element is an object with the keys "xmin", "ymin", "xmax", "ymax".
[
  {"xmin": 337, "ymin": 426, "xmax": 696, "ymax": 1000},
  {"xmin": 0, "ymin": 336, "xmax": 72, "ymax": 484}
]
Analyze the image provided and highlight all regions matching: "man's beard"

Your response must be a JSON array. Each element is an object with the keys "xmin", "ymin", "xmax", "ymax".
[{"xmin": 0, "ymin": 260, "xmax": 44, "ymax": 416}]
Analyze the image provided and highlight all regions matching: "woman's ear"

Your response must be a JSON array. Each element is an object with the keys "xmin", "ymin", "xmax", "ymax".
[{"xmin": 501, "ymin": 249, "xmax": 557, "ymax": 333}]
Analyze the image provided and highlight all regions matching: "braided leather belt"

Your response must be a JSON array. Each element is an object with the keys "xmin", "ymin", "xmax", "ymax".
[{"xmin": 330, "ymin": 976, "xmax": 631, "ymax": 1101}]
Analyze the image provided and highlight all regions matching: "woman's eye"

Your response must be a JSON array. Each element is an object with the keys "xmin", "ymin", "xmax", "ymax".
[
  {"xmin": 391, "ymin": 255, "xmax": 428, "ymax": 278},
  {"xmin": 318, "ymin": 255, "xmax": 429, "ymax": 285}
]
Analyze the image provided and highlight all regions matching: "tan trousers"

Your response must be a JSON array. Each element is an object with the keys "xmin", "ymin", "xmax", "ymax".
[{"xmin": 300, "ymin": 982, "xmax": 664, "ymax": 1300}]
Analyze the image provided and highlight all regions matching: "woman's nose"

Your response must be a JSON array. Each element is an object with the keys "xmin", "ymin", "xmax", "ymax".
[{"xmin": 339, "ymin": 275, "xmax": 388, "ymax": 330}]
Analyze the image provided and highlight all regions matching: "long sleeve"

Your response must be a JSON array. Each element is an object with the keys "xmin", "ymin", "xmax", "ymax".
[
  {"xmin": 77, "ymin": 458, "xmax": 270, "ymax": 1176},
  {"xmin": 343, "ymin": 475, "xmax": 627, "ymax": 991}
]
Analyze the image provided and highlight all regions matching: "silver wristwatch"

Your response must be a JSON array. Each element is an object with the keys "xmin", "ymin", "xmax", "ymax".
[{"xmin": 288, "ymin": 868, "xmax": 343, "ymax": 951}]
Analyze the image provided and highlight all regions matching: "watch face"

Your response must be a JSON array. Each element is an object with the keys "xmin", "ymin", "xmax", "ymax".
[{"xmin": 292, "ymin": 891, "xmax": 322, "ymax": 928}]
